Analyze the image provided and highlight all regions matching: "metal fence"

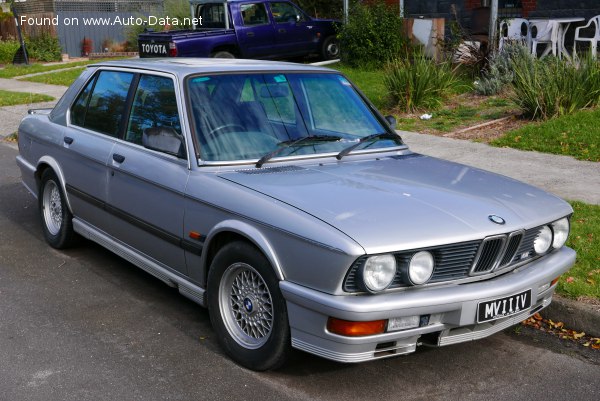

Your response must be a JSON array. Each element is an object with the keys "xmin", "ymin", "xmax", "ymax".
[{"xmin": 10, "ymin": 1, "xmax": 164, "ymax": 57}]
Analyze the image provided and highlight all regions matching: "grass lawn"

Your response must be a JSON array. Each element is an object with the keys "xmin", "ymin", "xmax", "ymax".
[
  {"xmin": 0, "ymin": 90, "xmax": 54, "ymax": 106},
  {"xmin": 0, "ymin": 58, "xmax": 130, "ymax": 79},
  {"xmin": 21, "ymin": 67, "xmax": 86, "ymax": 86},
  {"xmin": 491, "ymin": 108, "xmax": 600, "ymax": 162},
  {"xmin": 557, "ymin": 201, "xmax": 600, "ymax": 300},
  {"xmin": 332, "ymin": 64, "xmax": 389, "ymax": 111}
]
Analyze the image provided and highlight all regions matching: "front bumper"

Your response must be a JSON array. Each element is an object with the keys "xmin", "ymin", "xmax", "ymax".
[{"xmin": 280, "ymin": 247, "xmax": 576, "ymax": 363}]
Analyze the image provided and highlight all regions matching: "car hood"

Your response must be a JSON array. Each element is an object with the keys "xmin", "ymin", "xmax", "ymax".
[{"xmin": 217, "ymin": 154, "xmax": 572, "ymax": 254}]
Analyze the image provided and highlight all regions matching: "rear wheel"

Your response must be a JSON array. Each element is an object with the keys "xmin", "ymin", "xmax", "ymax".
[
  {"xmin": 207, "ymin": 241, "xmax": 290, "ymax": 371},
  {"xmin": 39, "ymin": 169, "xmax": 77, "ymax": 249},
  {"xmin": 211, "ymin": 50, "xmax": 236, "ymax": 59}
]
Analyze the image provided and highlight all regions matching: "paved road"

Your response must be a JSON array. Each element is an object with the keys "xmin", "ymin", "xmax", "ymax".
[{"xmin": 1, "ymin": 142, "xmax": 599, "ymax": 400}]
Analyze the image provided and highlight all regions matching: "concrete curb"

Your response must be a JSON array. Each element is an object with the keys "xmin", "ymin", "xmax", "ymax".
[{"xmin": 545, "ymin": 295, "xmax": 600, "ymax": 338}]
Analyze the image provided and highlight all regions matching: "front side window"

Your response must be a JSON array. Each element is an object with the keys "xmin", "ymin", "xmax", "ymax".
[
  {"xmin": 187, "ymin": 73, "xmax": 401, "ymax": 162},
  {"xmin": 241, "ymin": 3, "xmax": 269, "ymax": 26},
  {"xmin": 126, "ymin": 75, "xmax": 181, "ymax": 146},
  {"xmin": 270, "ymin": 2, "xmax": 306, "ymax": 23},
  {"xmin": 71, "ymin": 70, "xmax": 134, "ymax": 137}
]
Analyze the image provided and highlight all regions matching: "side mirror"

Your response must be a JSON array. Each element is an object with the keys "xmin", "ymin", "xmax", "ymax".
[
  {"xmin": 385, "ymin": 115, "xmax": 397, "ymax": 130},
  {"xmin": 142, "ymin": 126, "xmax": 185, "ymax": 158}
]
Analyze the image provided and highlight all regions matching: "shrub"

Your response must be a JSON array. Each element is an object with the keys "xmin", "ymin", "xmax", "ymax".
[
  {"xmin": 0, "ymin": 40, "xmax": 20, "ymax": 64},
  {"xmin": 25, "ymin": 34, "xmax": 62, "ymax": 62},
  {"xmin": 337, "ymin": 1, "xmax": 410, "ymax": 69},
  {"xmin": 511, "ymin": 52, "xmax": 600, "ymax": 119},
  {"xmin": 384, "ymin": 54, "xmax": 460, "ymax": 112},
  {"xmin": 475, "ymin": 43, "xmax": 530, "ymax": 95}
]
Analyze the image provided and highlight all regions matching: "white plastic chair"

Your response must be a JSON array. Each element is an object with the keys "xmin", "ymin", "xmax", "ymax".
[
  {"xmin": 530, "ymin": 20, "xmax": 559, "ymax": 58},
  {"xmin": 499, "ymin": 18, "xmax": 530, "ymax": 51},
  {"xmin": 574, "ymin": 16, "xmax": 600, "ymax": 59}
]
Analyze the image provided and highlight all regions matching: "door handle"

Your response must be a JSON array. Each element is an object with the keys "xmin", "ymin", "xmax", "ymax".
[
  {"xmin": 64, "ymin": 137, "xmax": 73, "ymax": 145},
  {"xmin": 112, "ymin": 154, "xmax": 125, "ymax": 163},
  {"xmin": 278, "ymin": 28, "xmax": 286, "ymax": 33},
  {"xmin": 246, "ymin": 31, "xmax": 255, "ymax": 37}
]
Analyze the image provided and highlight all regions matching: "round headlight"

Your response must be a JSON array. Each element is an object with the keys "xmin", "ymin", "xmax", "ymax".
[
  {"xmin": 361, "ymin": 255, "xmax": 397, "ymax": 292},
  {"xmin": 534, "ymin": 225, "xmax": 553, "ymax": 254},
  {"xmin": 552, "ymin": 218, "xmax": 570, "ymax": 249},
  {"xmin": 408, "ymin": 251, "xmax": 434, "ymax": 285}
]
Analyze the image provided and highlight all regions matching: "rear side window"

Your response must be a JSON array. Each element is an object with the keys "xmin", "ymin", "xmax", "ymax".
[
  {"xmin": 126, "ymin": 75, "xmax": 182, "ymax": 145},
  {"xmin": 71, "ymin": 70, "xmax": 134, "ymax": 137},
  {"xmin": 241, "ymin": 3, "xmax": 269, "ymax": 26},
  {"xmin": 197, "ymin": 3, "xmax": 226, "ymax": 28}
]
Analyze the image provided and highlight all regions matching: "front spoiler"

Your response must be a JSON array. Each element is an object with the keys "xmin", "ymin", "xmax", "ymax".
[{"xmin": 280, "ymin": 247, "xmax": 576, "ymax": 363}]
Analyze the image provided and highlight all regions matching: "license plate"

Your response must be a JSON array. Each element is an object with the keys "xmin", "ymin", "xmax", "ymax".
[{"xmin": 477, "ymin": 289, "xmax": 532, "ymax": 323}]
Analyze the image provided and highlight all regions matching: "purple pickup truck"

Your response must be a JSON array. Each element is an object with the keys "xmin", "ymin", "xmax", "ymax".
[{"xmin": 138, "ymin": 0, "xmax": 340, "ymax": 60}]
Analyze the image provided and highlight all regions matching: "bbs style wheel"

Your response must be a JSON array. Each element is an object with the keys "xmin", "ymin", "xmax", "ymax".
[
  {"xmin": 39, "ymin": 169, "xmax": 77, "ymax": 249},
  {"xmin": 207, "ymin": 241, "xmax": 290, "ymax": 371}
]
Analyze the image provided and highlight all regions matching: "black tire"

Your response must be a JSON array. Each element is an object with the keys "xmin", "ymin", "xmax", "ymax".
[
  {"xmin": 39, "ymin": 169, "xmax": 77, "ymax": 249},
  {"xmin": 211, "ymin": 50, "xmax": 236, "ymax": 59},
  {"xmin": 321, "ymin": 36, "xmax": 340, "ymax": 60},
  {"xmin": 207, "ymin": 241, "xmax": 291, "ymax": 371}
]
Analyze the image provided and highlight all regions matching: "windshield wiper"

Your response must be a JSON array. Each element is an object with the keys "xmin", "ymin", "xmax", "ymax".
[
  {"xmin": 335, "ymin": 132, "xmax": 400, "ymax": 160},
  {"xmin": 256, "ymin": 135, "xmax": 342, "ymax": 168}
]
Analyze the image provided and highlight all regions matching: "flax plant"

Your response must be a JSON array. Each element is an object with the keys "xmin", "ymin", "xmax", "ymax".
[
  {"xmin": 511, "ymin": 52, "xmax": 600, "ymax": 119},
  {"xmin": 384, "ymin": 54, "xmax": 460, "ymax": 112}
]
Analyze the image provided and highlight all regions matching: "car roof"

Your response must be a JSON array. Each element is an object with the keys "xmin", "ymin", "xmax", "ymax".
[{"xmin": 89, "ymin": 58, "xmax": 335, "ymax": 78}]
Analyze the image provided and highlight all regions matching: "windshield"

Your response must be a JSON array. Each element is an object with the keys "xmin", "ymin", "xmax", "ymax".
[{"xmin": 186, "ymin": 73, "xmax": 403, "ymax": 163}]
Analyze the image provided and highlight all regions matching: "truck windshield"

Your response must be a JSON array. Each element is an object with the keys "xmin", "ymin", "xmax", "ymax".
[{"xmin": 186, "ymin": 73, "xmax": 403, "ymax": 163}]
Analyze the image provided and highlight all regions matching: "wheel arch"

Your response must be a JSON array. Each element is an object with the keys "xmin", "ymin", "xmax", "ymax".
[
  {"xmin": 35, "ymin": 156, "xmax": 73, "ymax": 212},
  {"xmin": 201, "ymin": 220, "xmax": 284, "ymax": 285}
]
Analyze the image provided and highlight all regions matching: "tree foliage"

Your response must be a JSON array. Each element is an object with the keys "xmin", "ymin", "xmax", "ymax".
[{"xmin": 337, "ymin": 1, "xmax": 409, "ymax": 68}]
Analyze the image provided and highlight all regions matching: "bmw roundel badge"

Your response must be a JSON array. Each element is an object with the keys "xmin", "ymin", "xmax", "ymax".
[{"xmin": 488, "ymin": 215, "xmax": 506, "ymax": 225}]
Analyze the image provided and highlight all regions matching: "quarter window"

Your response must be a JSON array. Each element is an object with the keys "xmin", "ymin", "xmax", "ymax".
[
  {"xmin": 241, "ymin": 3, "xmax": 269, "ymax": 26},
  {"xmin": 126, "ymin": 75, "xmax": 181, "ymax": 146},
  {"xmin": 71, "ymin": 70, "xmax": 134, "ymax": 137}
]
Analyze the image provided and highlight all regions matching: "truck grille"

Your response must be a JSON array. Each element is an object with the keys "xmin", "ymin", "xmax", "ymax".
[{"xmin": 343, "ymin": 226, "xmax": 547, "ymax": 293}]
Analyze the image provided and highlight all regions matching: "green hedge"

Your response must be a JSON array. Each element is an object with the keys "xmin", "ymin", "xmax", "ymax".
[{"xmin": 0, "ymin": 40, "xmax": 20, "ymax": 64}]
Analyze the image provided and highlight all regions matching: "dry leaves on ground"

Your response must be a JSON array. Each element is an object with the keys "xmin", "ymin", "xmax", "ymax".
[{"xmin": 522, "ymin": 312, "xmax": 600, "ymax": 349}]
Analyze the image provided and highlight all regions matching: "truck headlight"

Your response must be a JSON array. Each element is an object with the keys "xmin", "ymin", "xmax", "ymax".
[
  {"xmin": 360, "ymin": 255, "xmax": 397, "ymax": 293},
  {"xmin": 552, "ymin": 218, "xmax": 570, "ymax": 249},
  {"xmin": 534, "ymin": 225, "xmax": 553, "ymax": 254},
  {"xmin": 408, "ymin": 251, "xmax": 434, "ymax": 285}
]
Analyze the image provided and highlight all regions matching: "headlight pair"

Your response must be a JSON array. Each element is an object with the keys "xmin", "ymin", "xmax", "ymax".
[
  {"xmin": 533, "ymin": 217, "xmax": 570, "ymax": 255},
  {"xmin": 359, "ymin": 251, "xmax": 435, "ymax": 293}
]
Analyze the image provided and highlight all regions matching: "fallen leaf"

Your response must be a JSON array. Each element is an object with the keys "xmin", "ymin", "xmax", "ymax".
[
  {"xmin": 573, "ymin": 332, "xmax": 586, "ymax": 339},
  {"xmin": 566, "ymin": 277, "xmax": 575, "ymax": 283},
  {"xmin": 587, "ymin": 278, "xmax": 596, "ymax": 285},
  {"xmin": 533, "ymin": 313, "xmax": 543, "ymax": 321}
]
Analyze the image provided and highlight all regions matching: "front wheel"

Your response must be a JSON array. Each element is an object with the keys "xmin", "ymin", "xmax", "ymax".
[
  {"xmin": 321, "ymin": 36, "xmax": 340, "ymax": 60},
  {"xmin": 207, "ymin": 241, "xmax": 290, "ymax": 371},
  {"xmin": 39, "ymin": 169, "xmax": 77, "ymax": 249}
]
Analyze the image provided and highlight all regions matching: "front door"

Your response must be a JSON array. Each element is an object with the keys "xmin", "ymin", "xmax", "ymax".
[
  {"xmin": 269, "ymin": 1, "xmax": 315, "ymax": 55},
  {"xmin": 106, "ymin": 73, "xmax": 189, "ymax": 275}
]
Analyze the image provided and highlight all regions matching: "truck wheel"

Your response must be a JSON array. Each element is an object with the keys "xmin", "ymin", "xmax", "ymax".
[
  {"xmin": 211, "ymin": 51, "xmax": 236, "ymax": 59},
  {"xmin": 207, "ymin": 241, "xmax": 291, "ymax": 371},
  {"xmin": 321, "ymin": 36, "xmax": 340, "ymax": 60},
  {"xmin": 39, "ymin": 169, "xmax": 77, "ymax": 249}
]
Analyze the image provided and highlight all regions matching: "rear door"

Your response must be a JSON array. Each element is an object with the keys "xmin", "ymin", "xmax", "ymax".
[
  {"xmin": 235, "ymin": 2, "xmax": 276, "ymax": 58},
  {"xmin": 106, "ymin": 73, "xmax": 190, "ymax": 275},
  {"xmin": 62, "ymin": 70, "xmax": 134, "ymax": 232}
]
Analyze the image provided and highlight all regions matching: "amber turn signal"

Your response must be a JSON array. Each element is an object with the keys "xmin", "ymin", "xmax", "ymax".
[
  {"xmin": 188, "ymin": 231, "xmax": 203, "ymax": 240},
  {"xmin": 327, "ymin": 317, "xmax": 386, "ymax": 337},
  {"xmin": 551, "ymin": 276, "xmax": 561, "ymax": 287}
]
